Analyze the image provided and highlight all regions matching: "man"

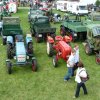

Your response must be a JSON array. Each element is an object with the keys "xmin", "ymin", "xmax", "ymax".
[
  {"xmin": 72, "ymin": 44, "xmax": 79, "ymax": 76},
  {"xmin": 64, "ymin": 49, "xmax": 75, "ymax": 81}
]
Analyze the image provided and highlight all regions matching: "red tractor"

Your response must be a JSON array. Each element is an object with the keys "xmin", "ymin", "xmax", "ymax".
[{"xmin": 46, "ymin": 35, "xmax": 72, "ymax": 67}]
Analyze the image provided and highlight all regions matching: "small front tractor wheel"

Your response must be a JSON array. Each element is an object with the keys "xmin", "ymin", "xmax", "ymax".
[
  {"xmin": 32, "ymin": 59, "xmax": 37, "ymax": 71},
  {"xmin": 47, "ymin": 42, "xmax": 54, "ymax": 57},
  {"xmin": 6, "ymin": 61, "xmax": 12, "ymax": 74},
  {"xmin": 52, "ymin": 56, "xmax": 57, "ymax": 67},
  {"xmin": 95, "ymin": 54, "xmax": 100, "ymax": 65},
  {"xmin": 85, "ymin": 43, "xmax": 92, "ymax": 55}
]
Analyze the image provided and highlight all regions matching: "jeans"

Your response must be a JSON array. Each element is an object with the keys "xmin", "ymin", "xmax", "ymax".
[
  {"xmin": 64, "ymin": 67, "xmax": 73, "ymax": 80},
  {"xmin": 72, "ymin": 62, "xmax": 79, "ymax": 76},
  {"xmin": 75, "ymin": 82, "xmax": 88, "ymax": 97}
]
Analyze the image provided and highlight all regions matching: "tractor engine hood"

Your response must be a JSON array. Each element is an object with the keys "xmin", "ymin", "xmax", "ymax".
[{"xmin": 16, "ymin": 42, "xmax": 26, "ymax": 55}]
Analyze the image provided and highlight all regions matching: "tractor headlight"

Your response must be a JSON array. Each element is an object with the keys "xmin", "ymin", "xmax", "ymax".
[
  {"xmin": 74, "ymin": 34, "xmax": 77, "ymax": 36},
  {"xmin": 14, "ymin": 56, "xmax": 16, "ymax": 60},
  {"xmin": 27, "ymin": 56, "xmax": 29, "ymax": 59},
  {"xmin": 39, "ymin": 34, "xmax": 42, "ymax": 37}
]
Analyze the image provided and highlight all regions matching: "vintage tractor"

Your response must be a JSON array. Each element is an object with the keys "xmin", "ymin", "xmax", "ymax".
[
  {"xmin": 6, "ymin": 33, "xmax": 37, "ymax": 74},
  {"xmin": 46, "ymin": 35, "xmax": 72, "ymax": 67},
  {"xmin": 30, "ymin": 15, "xmax": 56, "ymax": 43},
  {"xmin": 60, "ymin": 14, "xmax": 87, "ymax": 42},
  {"xmin": 85, "ymin": 24, "xmax": 100, "ymax": 65}
]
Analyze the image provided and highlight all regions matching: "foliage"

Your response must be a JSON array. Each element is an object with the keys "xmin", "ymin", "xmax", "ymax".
[{"xmin": 95, "ymin": 0, "xmax": 100, "ymax": 7}]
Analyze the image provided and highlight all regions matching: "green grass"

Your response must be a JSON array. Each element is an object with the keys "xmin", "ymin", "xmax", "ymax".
[{"xmin": 0, "ymin": 8, "xmax": 100, "ymax": 100}]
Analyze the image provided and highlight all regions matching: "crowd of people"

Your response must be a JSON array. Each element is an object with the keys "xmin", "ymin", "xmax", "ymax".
[{"xmin": 64, "ymin": 43, "xmax": 88, "ymax": 98}]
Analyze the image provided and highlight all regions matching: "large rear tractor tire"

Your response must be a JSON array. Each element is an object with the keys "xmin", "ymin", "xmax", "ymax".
[
  {"xmin": 28, "ymin": 42, "xmax": 33, "ymax": 55},
  {"xmin": 3, "ymin": 38, "xmax": 6, "ymax": 45},
  {"xmin": 47, "ymin": 42, "xmax": 54, "ymax": 57},
  {"xmin": 7, "ymin": 44, "xmax": 13, "ymax": 59},
  {"xmin": 85, "ymin": 43, "xmax": 92, "ymax": 55},
  {"xmin": 32, "ymin": 59, "xmax": 37, "ymax": 71},
  {"xmin": 95, "ymin": 54, "xmax": 100, "ymax": 65},
  {"xmin": 60, "ymin": 26, "xmax": 66, "ymax": 36}
]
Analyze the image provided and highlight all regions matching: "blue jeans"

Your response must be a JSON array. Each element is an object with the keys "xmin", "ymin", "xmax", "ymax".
[{"xmin": 64, "ymin": 67, "xmax": 73, "ymax": 81}]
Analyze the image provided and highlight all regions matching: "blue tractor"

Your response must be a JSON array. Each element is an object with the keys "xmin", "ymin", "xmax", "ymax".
[{"xmin": 6, "ymin": 34, "xmax": 37, "ymax": 74}]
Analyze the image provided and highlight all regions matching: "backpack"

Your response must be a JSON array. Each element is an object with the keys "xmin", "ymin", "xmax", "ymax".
[{"xmin": 79, "ymin": 70, "xmax": 89, "ymax": 82}]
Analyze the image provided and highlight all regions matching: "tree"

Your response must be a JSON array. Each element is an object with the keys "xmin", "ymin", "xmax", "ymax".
[{"xmin": 95, "ymin": 0, "xmax": 100, "ymax": 7}]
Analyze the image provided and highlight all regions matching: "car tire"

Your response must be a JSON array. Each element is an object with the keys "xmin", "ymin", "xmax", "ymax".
[
  {"xmin": 32, "ymin": 59, "xmax": 37, "ymax": 71},
  {"xmin": 85, "ymin": 43, "xmax": 92, "ymax": 55}
]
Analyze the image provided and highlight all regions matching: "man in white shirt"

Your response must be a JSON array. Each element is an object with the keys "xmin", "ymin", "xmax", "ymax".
[
  {"xmin": 72, "ymin": 44, "xmax": 79, "ymax": 76},
  {"xmin": 64, "ymin": 49, "xmax": 75, "ymax": 81}
]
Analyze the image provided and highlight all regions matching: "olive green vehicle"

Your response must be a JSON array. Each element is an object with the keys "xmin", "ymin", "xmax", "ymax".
[
  {"xmin": 30, "ymin": 14, "xmax": 56, "ymax": 43},
  {"xmin": 60, "ymin": 14, "xmax": 87, "ymax": 42},
  {"xmin": 84, "ymin": 12, "xmax": 100, "ymax": 25},
  {"xmin": 85, "ymin": 24, "xmax": 100, "ymax": 64},
  {"xmin": 1, "ymin": 17, "xmax": 23, "ymax": 45}
]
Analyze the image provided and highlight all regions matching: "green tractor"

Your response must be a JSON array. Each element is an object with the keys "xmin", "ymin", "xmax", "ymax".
[
  {"xmin": 85, "ymin": 24, "xmax": 100, "ymax": 64},
  {"xmin": 30, "ymin": 14, "xmax": 56, "ymax": 43}
]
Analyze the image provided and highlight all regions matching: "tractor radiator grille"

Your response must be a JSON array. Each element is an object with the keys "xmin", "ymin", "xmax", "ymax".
[{"xmin": 17, "ymin": 55, "xmax": 26, "ymax": 62}]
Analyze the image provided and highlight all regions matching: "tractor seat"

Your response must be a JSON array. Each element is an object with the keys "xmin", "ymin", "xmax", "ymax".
[{"xmin": 55, "ymin": 36, "xmax": 63, "ymax": 41}]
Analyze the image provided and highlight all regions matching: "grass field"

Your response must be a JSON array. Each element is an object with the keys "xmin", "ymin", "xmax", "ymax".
[{"xmin": 0, "ymin": 8, "xmax": 100, "ymax": 100}]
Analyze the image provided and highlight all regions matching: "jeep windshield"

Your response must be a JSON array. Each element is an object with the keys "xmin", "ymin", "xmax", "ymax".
[{"xmin": 93, "ymin": 26, "xmax": 100, "ymax": 36}]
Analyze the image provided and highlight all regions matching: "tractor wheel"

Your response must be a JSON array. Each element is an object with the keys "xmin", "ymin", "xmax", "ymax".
[
  {"xmin": 85, "ymin": 43, "xmax": 92, "ymax": 55},
  {"xmin": 7, "ymin": 44, "xmax": 13, "ymax": 59},
  {"xmin": 60, "ymin": 26, "xmax": 66, "ymax": 36},
  {"xmin": 36, "ymin": 36, "xmax": 41, "ymax": 43},
  {"xmin": 95, "ymin": 54, "xmax": 100, "ymax": 65},
  {"xmin": 51, "ymin": 34, "xmax": 56, "ymax": 40},
  {"xmin": 47, "ymin": 42, "xmax": 54, "ymax": 57},
  {"xmin": 52, "ymin": 56, "xmax": 57, "ymax": 67},
  {"xmin": 28, "ymin": 43, "xmax": 33, "ymax": 54},
  {"xmin": 6, "ymin": 61, "xmax": 12, "ymax": 74},
  {"xmin": 3, "ymin": 38, "xmax": 6, "ymax": 45},
  {"xmin": 32, "ymin": 59, "xmax": 37, "ymax": 71}
]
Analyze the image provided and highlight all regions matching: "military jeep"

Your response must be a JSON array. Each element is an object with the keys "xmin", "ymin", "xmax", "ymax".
[
  {"xmin": 84, "ymin": 12, "xmax": 100, "ymax": 25},
  {"xmin": 85, "ymin": 24, "xmax": 100, "ymax": 64},
  {"xmin": 30, "ymin": 15, "xmax": 56, "ymax": 43}
]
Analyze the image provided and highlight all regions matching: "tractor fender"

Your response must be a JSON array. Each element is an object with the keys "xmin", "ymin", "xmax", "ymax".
[
  {"xmin": 7, "ymin": 36, "xmax": 13, "ymax": 44},
  {"xmin": 26, "ymin": 34, "xmax": 33, "ymax": 44},
  {"xmin": 47, "ymin": 36, "xmax": 54, "ymax": 43}
]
